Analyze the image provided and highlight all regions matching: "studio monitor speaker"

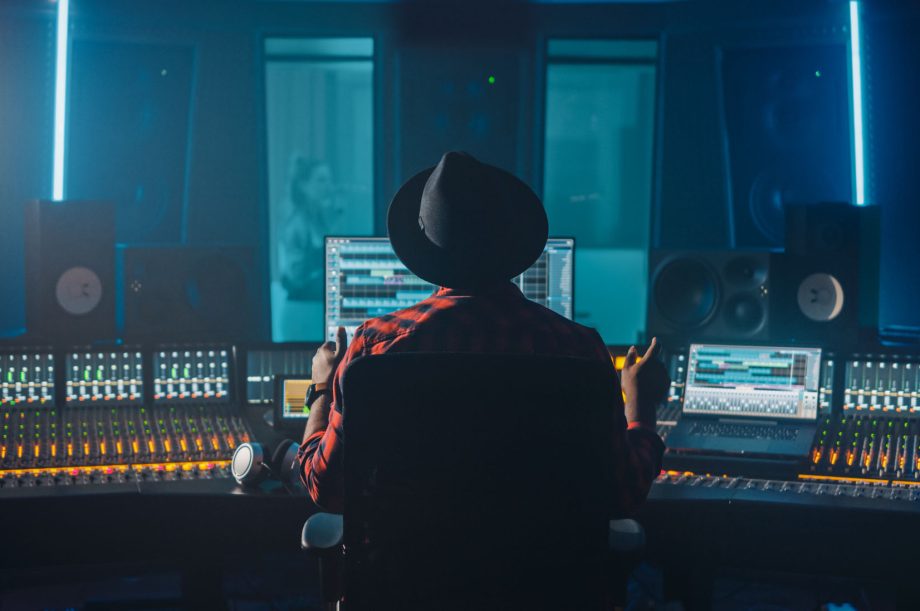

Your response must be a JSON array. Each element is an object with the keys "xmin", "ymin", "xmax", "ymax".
[
  {"xmin": 24, "ymin": 200, "xmax": 116, "ymax": 342},
  {"xmin": 770, "ymin": 202, "xmax": 880, "ymax": 347},
  {"xmin": 647, "ymin": 250, "xmax": 770, "ymax": 343},
  {"xmin": 117, "ymin": 244, "xmax": 257, "ymax": 342},
  {"xmin": 721, "ymin": 44, "xmax": 852, "ymax": 249}
]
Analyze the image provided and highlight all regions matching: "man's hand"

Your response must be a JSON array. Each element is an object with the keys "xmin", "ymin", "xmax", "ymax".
[
  {"xmin": 303, "ymin": 326, "xmax": 348, "ymax": 444},
  {"xmin": 620, "ymin": 337, "xmax": 670, "ymax": 427},
  {"xmin": 312, "ymin": 326, "xmax": 348, "ymax": 386}
]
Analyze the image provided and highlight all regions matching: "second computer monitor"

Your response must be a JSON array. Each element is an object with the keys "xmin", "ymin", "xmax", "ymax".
[{"xmin": 325, "ymin": 237, "xmax": 574, "ymax": 341}]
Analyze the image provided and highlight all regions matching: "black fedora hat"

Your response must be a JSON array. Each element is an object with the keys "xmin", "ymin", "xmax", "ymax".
[{"xmin": 387, "ymin": 152, "xmax": 548, "ymax": 289}]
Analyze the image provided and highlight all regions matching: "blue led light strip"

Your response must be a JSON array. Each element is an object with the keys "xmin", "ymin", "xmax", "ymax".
[
  {"xmin": 850, "ymin": 0, "xmax": 866, "ymax": 205},
  {"xmin": 52, "ymin": 0, "xmax": 70, "ymax": 201}
]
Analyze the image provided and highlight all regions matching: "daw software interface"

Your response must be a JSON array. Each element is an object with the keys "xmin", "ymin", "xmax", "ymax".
[
  {"xmin": 684, "ymin": 344, "xmax": 822, "ymax": 420},
  {"xmin": 324, "ymin": 237, "xmax": 575, "ymax": 341}
]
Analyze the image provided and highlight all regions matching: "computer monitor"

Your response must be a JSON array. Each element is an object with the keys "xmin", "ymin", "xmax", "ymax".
[
  {"xmin": 683, "ymin": 344, "xmax": 822, "ymax": 421},
  {"xmin": 324, "ymin": 237, "xmax": 575, "ymax": 341},
  {"xmin": 245, "ymin": 346, "xmax": 313, "ymax": 405}
]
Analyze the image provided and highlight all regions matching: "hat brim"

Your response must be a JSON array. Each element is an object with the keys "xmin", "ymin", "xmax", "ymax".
[
  {"xmin": 387, "ymin": 166, "xmax": 464, "ymax": 288},
  {"xmin": 388, "ymin": 167, "xmax": 549, "ymax": 289}
]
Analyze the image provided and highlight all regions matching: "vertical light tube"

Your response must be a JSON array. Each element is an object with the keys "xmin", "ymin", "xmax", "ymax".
[
  {"xmin": 850, "ymin": 0, "xmax": 866, "ymax": 205},
  {"xmin": 52, "ymin": 0, "xmax": 70, "ymax": 201}
]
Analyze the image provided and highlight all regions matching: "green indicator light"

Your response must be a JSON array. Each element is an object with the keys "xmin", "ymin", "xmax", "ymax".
[
  {"xmin": 815, "ymin": 70, "xmax": 822, "ymax": 77},
  {"xmin": 84, "ymin": 370, "xmax": 90, "ymax": 381},
  {"xmin": 171, "ymin": 367, "xmax": 178, "ymax": 378},
  {"xmin": 6, "ymin": 372, "xmax": 12, "ymax": 383},
  {"xmin": 97, "ymin": 369, "xmax": 103, "ymax": 381},
  {"xmin": 487, "ymin": 75, "xmax": 495, "ymax": 85},
  {"xmin": 20, "ymin": 371, "xmax": 25, "ymax": 382},
  {"xmin": 184, "ymin": 367, "xmax": 190, "ymax": 378}
]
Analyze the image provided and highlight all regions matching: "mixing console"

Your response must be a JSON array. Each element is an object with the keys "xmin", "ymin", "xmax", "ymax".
[
  {"xmin": 806, "ymin": 354, "xmax": 920, "ymax": 483},
  {"xmin": 0, "ymin": 346, "xmax": 253, "ymax": 492}
]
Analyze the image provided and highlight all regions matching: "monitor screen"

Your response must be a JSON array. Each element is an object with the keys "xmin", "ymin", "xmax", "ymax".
[
  {"xmin": 153, "ymin": 347, "xmax": 231, "ymax": 403},
  {"xmin": 276, "ymin": 376, "xmax": 313, "ymax": 421},
  {"xmin": 65, "ymin": 350, "xmax": 143, "ymax": 405},
  {"xmin": 246, "ymin": 348, "xmax": 312, "ymax": 404},
  {"xmin": 324, "ymin": 237, "xmax": 574, "ymax": 341},
  {"xmin": 683, "ymin": 344, "xmax": 822, "ymax": 421},
  {"xmin": 0, "ymin": 352, "xmax": 55, "ymax": 407}
]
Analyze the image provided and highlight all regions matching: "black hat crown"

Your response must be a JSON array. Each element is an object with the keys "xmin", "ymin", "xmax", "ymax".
[{"xmin": 387, "ymin": 152, "xmax": 549, "ymax": 290}]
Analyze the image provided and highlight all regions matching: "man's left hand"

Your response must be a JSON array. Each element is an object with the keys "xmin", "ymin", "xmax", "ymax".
[{"xmin": 312, "ymin": 326, "xmax": 348, "ymax": 386}]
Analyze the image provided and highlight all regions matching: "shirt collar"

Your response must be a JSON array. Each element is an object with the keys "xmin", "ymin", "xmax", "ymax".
[{"xmin": 434, "ymin": 282, "xmax": 523, "ymax": 299}]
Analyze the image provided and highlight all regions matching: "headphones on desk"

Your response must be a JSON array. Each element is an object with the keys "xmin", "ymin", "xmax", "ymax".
[{"xmin": 231, "ymin": 439, "xmax": 300, "ymax": 486}]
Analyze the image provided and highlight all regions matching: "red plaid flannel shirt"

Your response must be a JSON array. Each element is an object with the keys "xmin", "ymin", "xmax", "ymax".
[{"xmin": 298, "ymin": 282, "xmax": 665, "ymax": 514}]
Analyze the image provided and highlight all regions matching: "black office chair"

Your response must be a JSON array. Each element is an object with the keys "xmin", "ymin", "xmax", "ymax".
[{"xmin": 302, "ymin": 353, "xmax": 646, "ymax": 610}]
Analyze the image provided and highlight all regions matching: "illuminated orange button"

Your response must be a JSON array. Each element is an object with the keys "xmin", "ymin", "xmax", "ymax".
[
  {"xmin": 164, "ymin": 439, "xmax": 172, "ymax": 453},
  {"xmin": 830, "ymin": 449, "xmax": 840, "ymax": 466},
  {"xmin": 210, "ymin": 437, "xmax": 219, "ymax": 451},
  {"xmin": 67, "ymin": 443, "xmax": 74, "ymax": 457},
  {"xmin": 100, "ymin": 442, "xmax": 106, "ymax": 456},
  {"xmin": 116, "ymin": 441, "xmax": 123, "ymax": 455},
  {"xmin": 195, "ymin": 438, "xmax": 203, "ymax": 452},
  {"xmin": 51, "ymin": 444, "xmax": 57, "ymax": 458},
  {"xmin": 132, "ymin": 440, "xmax": 140, "ymax": 455},
  {"xmin": 846, "ymin": 450, "xmax": 856, "ymax": 466},
  {"xmin": 812, "ymin": 448, "xmax": 822, "ymax": 464},
  {"xmin": 83, "ymin": 442, "xmax": 90, "ymax": 456},
  {"xmin": 17, "ymin": 445, "xmax": 23, "ymax": 459},
  {"xmin": 226, "ymin": 435, "xmax": 236, "ymax": 449},
  {"xmin": 180, "ymin": 438, "xmax": 188, "ymax": 453},
  {"xmin": 147, "ymin": 440, "xmax": 155, "ymax": 454},
  {"xmin": 33, "ymin": 445, "xmax": 39, "ymax": 458}
]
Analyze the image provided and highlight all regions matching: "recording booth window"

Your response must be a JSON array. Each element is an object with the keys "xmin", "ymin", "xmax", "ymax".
[
  {"xmin": 263, "ymin": 37, "xmax": 375, "ymax": 342},
  {"xmin": 543, "ymin": 39, "xmax": 657, "ymax": 345}
]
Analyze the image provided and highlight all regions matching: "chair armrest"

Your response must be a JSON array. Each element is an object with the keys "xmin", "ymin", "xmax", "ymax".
[
  {"xmin": 302, "ymin": 512, "xmax": 344, "ymax": 551},
  {"xmin": 609, "ymin": 519, "xmax": 645, "ymax": 553}
]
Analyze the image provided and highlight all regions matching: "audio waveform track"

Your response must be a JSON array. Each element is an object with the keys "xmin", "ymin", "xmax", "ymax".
[{"xmin": 325, "ymin": 237, "xmax": 575, "ymax": 341}]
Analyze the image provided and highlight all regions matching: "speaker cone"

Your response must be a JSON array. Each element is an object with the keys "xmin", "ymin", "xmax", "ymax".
[
  {"xmin": 723, "ymin": 294, "xmax": 767, "ymax": 335},
  {"xmin": 723, "ymin": 255, "xmax": 768, "ymax": 288},
  {"xmin": 653, "ymin": 258, "xmax": 719, "ymax": 329}
]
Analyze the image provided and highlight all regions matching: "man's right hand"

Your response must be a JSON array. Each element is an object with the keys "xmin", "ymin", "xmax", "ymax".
[{"xmin": 620, "ymin": 338, "xmax": 670, "ymax": 427}]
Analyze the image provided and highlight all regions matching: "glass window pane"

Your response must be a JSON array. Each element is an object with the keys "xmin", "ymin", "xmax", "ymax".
[
  {"xmin": 547, "ymin": 39, "xmax": 657, "ymax": 60},
  {"xmin": 544, "ymin": 53, "xmax": 656, "ymax": 344},
  {"xmin": 265, "ymin": 37, "xmax": 373, "ymax": 58},
  {"xmin": 265, "ymin": 41, "xmax": 374, "ymax": 341}
]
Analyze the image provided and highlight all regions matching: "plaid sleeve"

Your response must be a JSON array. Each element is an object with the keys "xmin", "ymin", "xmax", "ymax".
[{"xmin": 297, "ymin": 325, "xmax": 367, "ymax": 512}]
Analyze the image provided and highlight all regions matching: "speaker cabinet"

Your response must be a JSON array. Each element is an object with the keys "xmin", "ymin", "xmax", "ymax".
[
  {"xmin": 721, "ymin": 43, "xmax": 852, "ymax": 248},
  {"xmin": 24, "ymin": 200, "xmax": 116, "ymax": 342},
  {"xmin": 770, "ymin": 203, "xmax": 880, "ymax": 347},
  {"xmin": 647, "ymin": 251, "xmax": 770, "ymax": 343},
  {"xmin": 117, "ymin": 245, "xmax": 258, "ymax": 342}
]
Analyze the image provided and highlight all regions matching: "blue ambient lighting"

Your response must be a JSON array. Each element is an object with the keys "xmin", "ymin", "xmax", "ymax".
[
  {"xmin": 849, "ymin": 0, "xmax": 866, "ymax": 205},
  {"xmin": 52, "ymin": 0, "xmax": 70, "ymax": 201}
]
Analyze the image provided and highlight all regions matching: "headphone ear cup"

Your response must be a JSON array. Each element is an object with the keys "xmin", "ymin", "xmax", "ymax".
[
  {"xmin": 271, "ymin": 438, "xmax": 299, "ymax": 484},
  {"xmin": 231, "ymin": 442, "xmax": 268, "ymax": 486}
]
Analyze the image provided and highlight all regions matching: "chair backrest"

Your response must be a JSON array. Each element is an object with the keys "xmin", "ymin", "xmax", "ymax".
[{"xmin": 340, "ymin": 352, "xmax": 620, "ymax": 610}]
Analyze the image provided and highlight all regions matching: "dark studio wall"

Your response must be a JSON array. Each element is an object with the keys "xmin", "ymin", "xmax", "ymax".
[
  {"xmin": 0, "ymin": 1, "xmax": 55, "ymax": 336},
  {"xmin": 0, "ymin": 0, "xmax": 909, "ymax": 341}
]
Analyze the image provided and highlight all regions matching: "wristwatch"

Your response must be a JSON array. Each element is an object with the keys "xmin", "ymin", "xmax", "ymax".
[{"xmin": 305, "ymin": 382, "xmax": 330, "ymax": 408}]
